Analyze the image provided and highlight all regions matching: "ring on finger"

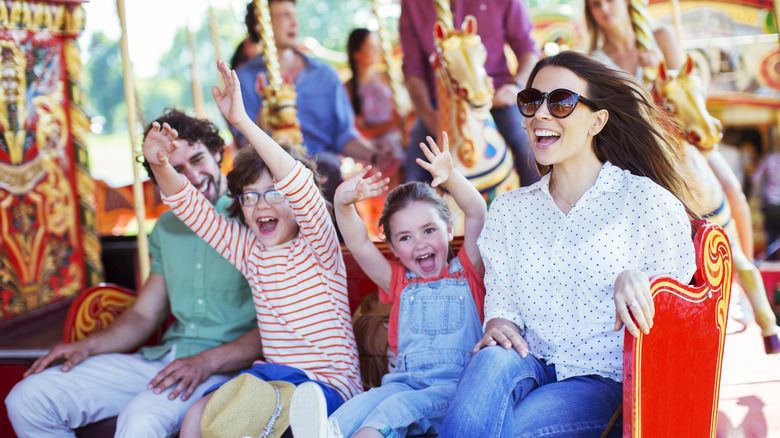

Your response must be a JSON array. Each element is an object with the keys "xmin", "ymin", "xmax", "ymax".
[{"xmin": 629, "ymin": 299, "xmax": 639, "ymax": 308}]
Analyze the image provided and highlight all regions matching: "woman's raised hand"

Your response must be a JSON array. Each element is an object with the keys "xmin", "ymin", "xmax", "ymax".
[
  {"xmin": 334, "ymin": 166, "xmax": 390, "ymax": 206},
  {"xmin": 417, "ymin": 132, "xmax": 454, "ymax": 188},
  {"xmin": 613, "ymin": 269, "xmax": 655, "ymax": 337},
  {"xmin": 142, "ymin": 121, "xmax": 179, "ymax": 167},
  {"xmin": 212, "ymin": 60, "xmax": 249, "ymax": 127},
  {"xmin": 475, "ymin": 318, "xmax": 529, "ymax": 357}
]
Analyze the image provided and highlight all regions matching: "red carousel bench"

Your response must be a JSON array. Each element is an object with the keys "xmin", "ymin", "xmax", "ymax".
[{"xmin": 65, "ymin": 221, "xmax": 731, "ymax": 438}]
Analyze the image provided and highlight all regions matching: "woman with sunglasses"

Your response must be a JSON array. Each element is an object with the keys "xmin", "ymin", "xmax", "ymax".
[{"xmin": 439, "ymin": 51, "xmax": 697, "ymax": 437}]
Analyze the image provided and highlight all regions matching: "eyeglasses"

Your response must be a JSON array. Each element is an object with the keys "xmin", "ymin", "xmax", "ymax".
[
  {"xmin": 517, "ymin": 88, "xmax": 599, "ymax": 119},
  {"xmin": 236, "ymin": 190, "xmax": 286, "ymax": 206}
]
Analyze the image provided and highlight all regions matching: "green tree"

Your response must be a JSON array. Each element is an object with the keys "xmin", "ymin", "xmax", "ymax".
[{"xmin": 85, "ymin": 32, "xmax": 124, "ymax": 133}]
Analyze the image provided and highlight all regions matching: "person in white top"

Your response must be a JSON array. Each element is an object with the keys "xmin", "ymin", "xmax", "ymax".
[{"xmin": 439, "ymin": 51, "xmax": 697, "ymax": 437}]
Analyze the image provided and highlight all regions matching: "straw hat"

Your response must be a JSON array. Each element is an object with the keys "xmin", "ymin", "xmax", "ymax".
[{"xmin": 201, "ymin": 373, "xmax": 296, "ymax": 438}]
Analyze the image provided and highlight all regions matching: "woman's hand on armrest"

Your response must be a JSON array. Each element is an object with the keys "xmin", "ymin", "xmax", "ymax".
[
  {"xmin": 613, "ymin": 269, "xmax": 655, "ymax": 337},
  {"xmin": 475, "ymin": 318, "xmax": 529, "ymax": 357}
]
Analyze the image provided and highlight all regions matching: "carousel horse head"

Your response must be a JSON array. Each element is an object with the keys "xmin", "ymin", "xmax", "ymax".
[
  {"xmin": 654, "ymin": 55, "xmax": 723, "ymax": 150},
  {"xmin": 431, "ymin": 15, "xmax": 494, "ymax": 109},
  {"xmin": 429, "ymin": 14, "xmax": 517, "ymax": 196}
]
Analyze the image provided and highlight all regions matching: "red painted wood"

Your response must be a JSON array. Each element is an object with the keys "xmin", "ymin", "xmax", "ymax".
[{"xmin": 623, "ymin": 221, "xmax": 732, "ymax": 437}]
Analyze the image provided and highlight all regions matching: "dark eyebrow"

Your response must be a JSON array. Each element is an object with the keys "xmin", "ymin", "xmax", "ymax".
[{"xmin": 189, "ymin": 151, "xmax": 205, "ymax": 163}]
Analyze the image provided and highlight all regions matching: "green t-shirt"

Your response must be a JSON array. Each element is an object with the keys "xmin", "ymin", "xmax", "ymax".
[{"xmin": 141, "ymin": 194, "xmax": 255, "ymax": 361}]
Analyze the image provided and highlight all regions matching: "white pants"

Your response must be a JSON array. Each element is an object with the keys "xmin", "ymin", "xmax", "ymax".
[{"xmin": 5, "ymin": 350, "xmax": 230, "ymax": 437}]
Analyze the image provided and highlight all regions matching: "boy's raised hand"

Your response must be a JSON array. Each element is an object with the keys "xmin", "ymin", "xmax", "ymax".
[
  {"xmin": 142, "ymin": 122, "xmax": 179, "ymax": 167},
  {"xmin": 416, "ymin": 131, "xmax": 453, "ymax": 188},
  {"xmin": 334, "ymin": 166, "xmax": 390, "ymax": 206},
  {"xmin": 212, "ymin": 60, "xmax": 250, "ymax": 127}
]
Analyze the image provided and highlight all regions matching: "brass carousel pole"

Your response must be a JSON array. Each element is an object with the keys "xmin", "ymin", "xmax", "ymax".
[
  {"xmin": 629, "ymin": 0, "xmax": 657, "ymax": 83},
  {"xmin": 252, "ymin": 0, "xmax": 305, "ymax": 152},
  {"xmin": 669, "ymin": 0, "xmax": 684, "ymax": 47},
  {"xmin": 371, "ymin": 0, "xmax": 411, "ymax": 118},
  {"xmin": 187, "ymin": 24, "xmax": 206, "ymax": 118},
  {"xmin": 116, "ymin": 0, "xmax": 149, "ymax": 281}
]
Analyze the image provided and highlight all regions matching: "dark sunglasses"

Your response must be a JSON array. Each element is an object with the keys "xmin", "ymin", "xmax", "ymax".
[{"xmin": 517, "ymin": 88, "xmax": 599, "ymax": 118}]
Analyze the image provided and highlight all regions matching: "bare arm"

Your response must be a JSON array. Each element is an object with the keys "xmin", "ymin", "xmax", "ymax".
[
  {"xmin": 213, "ymin": 60, "xmax": 295, "ymax": 181},
  {"xmin": 417, "ymin": 133, "xmax": 486, "ymax": 274},
  {"xmin": 147, "ymin": 327, "xmax": 264, "ymax": 401},
  {"xmin": 405, "ymin": 75, "xmax": 438, "ymax": 135},
  {"xmin": 493, "ymin": 51, "xmax": 539, "ymax": 108},
  {"xmin": 333, "ymin": 167, "xmax": 393, "ymax": 291},
  {"xmin": 25, "ymin": 273, "xmax": 170, "ymax": 376},
  {"xmin": 708, "ymin": 150, "xmax": 754, "ymax": 259},
  {"xmin": 514, "ymin": 51, "xmax": 540, "ymax": 88},
  {"xmin": 342, "ymin": 137, "xmax": 401, "ymax": 177},
  {"xmin": 651, "ymin": 27, "xmax": 684, "ymax": 71}
]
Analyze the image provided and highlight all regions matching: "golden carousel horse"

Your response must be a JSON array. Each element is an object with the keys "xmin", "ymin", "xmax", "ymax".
[
  {"xmin": 654, "ymin": 55, "xmax": 780, "ymax": 353},
  {"xmin": 431, "ymin": 15, "xmax": 518, "ymax": 208}
]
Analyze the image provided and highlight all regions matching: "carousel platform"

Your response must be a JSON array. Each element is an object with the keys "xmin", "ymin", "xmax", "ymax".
[
  {"xmin": 717, "ymin": 320, "xmax": 780, "ymax": 437},
  {"xmin": 717, "ymin": 264, "xmax": 780, "ymax": 438}
]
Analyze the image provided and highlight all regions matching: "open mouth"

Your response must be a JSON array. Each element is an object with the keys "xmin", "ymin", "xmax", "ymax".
[
  {"xmin": 535, "ymin": 129, "xmax": 561, "ymax": 147},
  {"xmin": 257, "ymin": 217, "xmax": 278, "ymax": 234},
  {"xmin": 416, "ymin": 253, "xmax": 437, "ymax": 273}
]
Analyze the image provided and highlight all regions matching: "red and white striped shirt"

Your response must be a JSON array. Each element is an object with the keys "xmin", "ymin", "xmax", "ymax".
[{"xmin": 163, "ymin": 161, "xmax": 362, "ymax": 400}]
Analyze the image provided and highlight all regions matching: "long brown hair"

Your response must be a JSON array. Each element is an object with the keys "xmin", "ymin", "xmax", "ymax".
[{"xmin": 527, "ymin": 51, "xmax": 696, "ymax": 217}]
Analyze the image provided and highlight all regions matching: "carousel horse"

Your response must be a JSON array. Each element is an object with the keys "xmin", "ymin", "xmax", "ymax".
[
  {"xmin": 654, "ymin": 55, "xmax": 780, "ymax": 353},
  {"xmin": 431, "ymin": 15, "xmax": 518, "ymax": 206}
]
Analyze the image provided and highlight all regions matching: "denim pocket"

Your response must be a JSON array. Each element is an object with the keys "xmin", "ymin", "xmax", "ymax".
[{"xmin": 404, "ymin": 293, "xmax": 465, "ymax": 335}]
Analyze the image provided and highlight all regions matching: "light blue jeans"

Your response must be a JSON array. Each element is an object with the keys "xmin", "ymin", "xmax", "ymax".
[
  {"xmin": 440, "ymin": 346, "xmax": 623, "ymax": 438},
  {"xmin": 332, "ymin": 258, "xmax": 482, "ymax": 437}
]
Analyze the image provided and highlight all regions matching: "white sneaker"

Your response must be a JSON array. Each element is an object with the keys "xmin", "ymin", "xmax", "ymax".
[{"xmin": 289, "ymin": 381, "xmax": 343, "ymax": 438}]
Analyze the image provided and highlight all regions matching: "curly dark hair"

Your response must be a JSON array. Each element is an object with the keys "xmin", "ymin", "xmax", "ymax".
[
  {"xmin": 245, "ymin": 0, "xmax": 296, "ymax": 44},
  {"xmin": 226, "ymin": 144, "xmax": 321, "ymax": 224},
  {"xmin": 139, "ymin": 108, "xmax": 225, "ymax": 185}
]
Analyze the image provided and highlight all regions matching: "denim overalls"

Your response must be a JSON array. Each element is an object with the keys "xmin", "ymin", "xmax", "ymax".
[{"xmin": 332, "ymin": 257, "xmax": 483, "ymax": 437}]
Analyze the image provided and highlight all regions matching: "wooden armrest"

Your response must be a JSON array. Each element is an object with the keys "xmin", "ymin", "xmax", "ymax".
[{"xmin": 622, "ymin": 220, "xmax": 732, "ymax": 437}]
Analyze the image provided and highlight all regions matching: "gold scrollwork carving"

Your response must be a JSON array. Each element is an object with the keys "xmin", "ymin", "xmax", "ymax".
[{"xmin": 0, "ymin": 40, "xmax": 28, "ymax": 165}]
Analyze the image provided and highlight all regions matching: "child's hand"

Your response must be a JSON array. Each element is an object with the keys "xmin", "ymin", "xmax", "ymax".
[
  {"xmin": 334, "ymin": 166, "xmax": 390, "ymax": 206},
  {"xmin": 416, "ymin": 131, "xmax": 454, "ymax": 188},
  {"xmin": 212, "ymin": 60, "xmax": 250, "ymax": 127},
  {"xmin": 142, "ymin": 122, "xmax": 180, "ymax": 167}
]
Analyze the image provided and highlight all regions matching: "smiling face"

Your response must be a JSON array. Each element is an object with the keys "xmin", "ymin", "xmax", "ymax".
[
  {"xmin": 354, "ymin": 32, "xmax": 382, "ymax": 70},
  {"xmin": 240, "ymin": 169, "xmax": 298, "ymax": 247},
  {"xmin": 168, "ymin": 140, "xmax": 224, "ymax": 205},
  {"xmin": 525, "ymin": 66, "xmax": 607, "ymax": 171},
  {"xmin": 587, "ymin": 0, "xmax": 629, "ymax": 32},
  {"xmin": 269, "ymin": 0, "xmax": 298, "ymax": 51},
  {"xmin": 388, "ymin": 201, "xmax": 453, "ymax": 279}
]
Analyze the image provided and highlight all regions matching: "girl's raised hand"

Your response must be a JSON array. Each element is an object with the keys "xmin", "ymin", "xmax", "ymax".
[
  {"xmin": 142, "ymin": 122, "xmax": 179, "ymax": 167},
  {"xmin": 212, "ymin": 60, "xmax": 249, "ymax": 127},
  {"xmin": 334, "ymin": 166, "xmax": 390, "ymax": 206},
  {"xmin": 416, "ymin": 132, "xmax": 453, "ymax": 188}
]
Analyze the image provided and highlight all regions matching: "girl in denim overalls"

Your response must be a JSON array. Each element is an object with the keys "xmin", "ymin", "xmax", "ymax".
[{"xmin": 327, "ymin": 133, "xmax": 487, "ymax": 438}]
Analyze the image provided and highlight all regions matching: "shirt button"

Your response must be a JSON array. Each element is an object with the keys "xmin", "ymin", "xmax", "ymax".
[
  {"xmin": 196, "ymin": 263, "xmax": 202, "ymax": 269},
  {"xmin": 480, "ymin": 3, "xmax": 487, "ymax": 10},
  {"xmin": 197, "ymin": 299, "xmax": 204, "ymax": 305},
  {"xmin": 189, "ymin": 324, "xmax": 195, "ymax": 330}
]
